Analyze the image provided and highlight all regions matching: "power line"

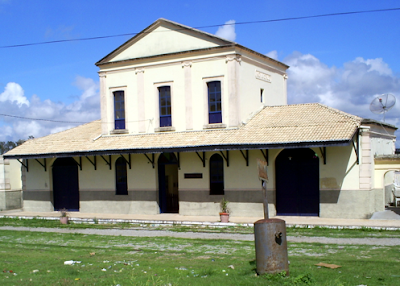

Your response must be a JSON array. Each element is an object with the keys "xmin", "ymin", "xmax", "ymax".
[
  {"xmin": 0, "ymin": 113, "xmax": 89, "ymax": 124},
  {"xmin": 1, "ymin": 7, "xmax": 399, "ymax": 49},
  {"xmin": 0, "ymin": 113, "xmax": 152, "ymax": 124}
]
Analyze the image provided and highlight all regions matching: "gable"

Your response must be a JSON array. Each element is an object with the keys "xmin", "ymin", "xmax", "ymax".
[{"xmin": 98, "ymin": 19, "xmax": 234, "ymax": 65}]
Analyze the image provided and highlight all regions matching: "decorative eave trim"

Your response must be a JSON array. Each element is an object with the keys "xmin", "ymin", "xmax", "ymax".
[
  {"xmin": 3, "ymin": 139, "xmax": 353, "ymax": 160},
  {"xmin": 96, "ymin": 44, "xmax": 289, "ymax": 72}
]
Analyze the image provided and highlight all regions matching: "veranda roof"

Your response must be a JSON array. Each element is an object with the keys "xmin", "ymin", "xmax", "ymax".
[{"xmin": 4, "ymin": 103, "xmax": 362, "ymax": 159}]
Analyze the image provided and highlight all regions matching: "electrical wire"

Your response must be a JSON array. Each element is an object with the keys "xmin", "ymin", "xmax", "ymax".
[
  {"xmin": 1, "ymin": 7, "xmax": 399, "ymax": 124},
  {"xmin": 0, "ymin": 113, "xmax": 154, "ymax": 124},
  {"xmin": 1, "ymin": 7, "xmax": 399, "ymax": 49},
  {"xmin": 0, "ymin": 113, "xmax": 88, "ymax": 124}
]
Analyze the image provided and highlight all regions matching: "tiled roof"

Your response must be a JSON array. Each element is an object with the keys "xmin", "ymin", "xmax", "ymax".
[{"xmin": 4, "ymin": 103, "xmax": 362, "ymax": 159}]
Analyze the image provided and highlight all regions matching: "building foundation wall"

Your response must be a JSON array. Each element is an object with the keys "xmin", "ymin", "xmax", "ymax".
[{"xmin": 320, "ymin": 189, "xmax": 384, "ymax": 219}]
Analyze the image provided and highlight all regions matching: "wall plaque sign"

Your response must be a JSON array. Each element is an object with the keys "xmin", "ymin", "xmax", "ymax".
[
  {"xmin": 184, "ymin": 173, "xmax": 203, "ymax": 179},
  {"xmin": 255, "ymin": 70, "xmax": 271, "ymax": 83}
]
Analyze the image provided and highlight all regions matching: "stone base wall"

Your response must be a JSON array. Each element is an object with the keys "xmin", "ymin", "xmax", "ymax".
[
  {"xmin": 21, "ymin": 188, "xmax": 385, "ymax": 219},
  {"xmin": 320, "ymin": 189, "xmax": 384, "ymax": 219},
  {"xmin": 80, "ymin": 201, "xmax": 160, "ymax": 215},
  {"xmin": 0, "ymin": 190, "xmax": 22, "ymax": 210},
  {"xmin": 178, "ymin": 201, "xmax": 267, "ymax": 217}
]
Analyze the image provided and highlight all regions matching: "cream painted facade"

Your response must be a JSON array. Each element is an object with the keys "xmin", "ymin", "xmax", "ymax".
[
  {"xmin": 20, "ymin": 142, "xmax": 395, "ymax": 218},
  {"xmin": 98, "ymin": 21, "xmax": 287, "ymax": 136},
  {"xmin": 4, "ymin": 19, "xmax": 399, "ymax": 219},
  {"xmin": 0, "ymin": 156, "xmax": 22, "ymax": 210}
]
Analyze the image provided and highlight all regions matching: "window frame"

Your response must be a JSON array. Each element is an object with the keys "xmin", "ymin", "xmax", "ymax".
[
  {"xmin": 203, "ymin": 76, "xmax": 224, "ymax": 128},
  {"xmin": 113, "ymin": 90, "xmax": 126, "ymax": 130},
  {"xmin": 158, "ymin": 86, "xmax": 172, "ymax": 127},
  {"xmin": 154, "ymin": 81, "xmax": 174, "ymax": 131},
  {"xmin": 207, "ymin": 81, "xmax": 222, "ymax": 124}
]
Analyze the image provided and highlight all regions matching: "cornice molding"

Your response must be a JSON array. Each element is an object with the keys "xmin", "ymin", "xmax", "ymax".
[
  {"xmin": 225, "ymin": 54, "xmax": 242, "ymax": 63},
  {"xmin": 135, "ymin": 68, "xmax": 145, "ymax": 74},
  {"xmin": 181, "ymin": 61, "xmax": 192, "ymax": 68}
]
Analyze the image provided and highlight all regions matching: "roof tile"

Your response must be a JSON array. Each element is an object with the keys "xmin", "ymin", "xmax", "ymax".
[{"xmin": 4, "ymin": 103, "xmax": 362, "ymax": 158}]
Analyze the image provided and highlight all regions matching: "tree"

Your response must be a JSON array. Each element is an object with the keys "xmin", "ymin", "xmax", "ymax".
[{"xmin": 0, "ymin": 136, "xmax": 34, "ymax": 155}]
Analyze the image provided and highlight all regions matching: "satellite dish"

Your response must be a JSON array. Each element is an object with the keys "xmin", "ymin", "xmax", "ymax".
[{"xmin": 369, "ymin": 93, "xmax": 396, "ymax": 122}]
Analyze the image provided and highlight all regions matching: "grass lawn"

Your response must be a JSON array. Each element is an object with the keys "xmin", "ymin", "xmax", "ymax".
[{"xmin": 0, "ymin": 219, "xmax": 400, "ymax": 285}]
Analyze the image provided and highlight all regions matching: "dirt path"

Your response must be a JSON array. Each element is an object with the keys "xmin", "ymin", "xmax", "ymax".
[{"xmin": 2, "ymin": 226, "xmax": 400, "ymax": 246}]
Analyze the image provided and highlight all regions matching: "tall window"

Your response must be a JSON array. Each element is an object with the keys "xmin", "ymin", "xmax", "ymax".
[
  {"xmin": 114, "ymin": 91, "xmax": 125, "ymax": 129},
  {"xmin": 159, "ymin": 86, "xmax": 171, "ymax": 127},
  {"xmin": 115, "ymin": 157, "xmax": 128, "ymax": 195},
  {"xmin": 208, "ymin": 81, "xmax": 222, "ymax": 124},
  {"xmin": 260, "ymin": 88, "xmax": 264, "ymax": 103},
  {"xmin": 210, "ymin": 154, "xmax": 224, "ymax": 195}
]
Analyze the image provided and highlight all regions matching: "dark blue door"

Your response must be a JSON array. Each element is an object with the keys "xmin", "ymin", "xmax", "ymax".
[
  {"xmin": 53, "ymin": 158, "xmax": 79, "ymax": 211},
  {"xmin": 158, "ymin": 153, "xmax": 179, "ymax": 213},
  {"xmin": 276, "ymin": 148, "xmax": 319, "ymax": 216}
]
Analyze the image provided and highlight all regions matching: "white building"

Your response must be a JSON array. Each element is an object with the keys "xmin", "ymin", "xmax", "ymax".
[{"xmin": 4, "ymin": 19, "xmax": 399, "ymax": 218}]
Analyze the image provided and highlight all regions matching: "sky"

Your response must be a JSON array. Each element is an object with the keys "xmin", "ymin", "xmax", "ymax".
[{"xmin": 0, "ymin": 0, "xmax": 399, "ymax": 147}]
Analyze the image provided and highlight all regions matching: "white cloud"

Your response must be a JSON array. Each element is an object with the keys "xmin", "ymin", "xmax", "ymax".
[
  {"xmin": 266, "ymin": 50, "xmax": 279, "ymax": 61},
  {"xmin": 284, "ymin": 52, "xmax": 400, "ymax": 147},
  {"xmin": 0, "ymin": 82, "xmax": 30, "ymax": 107},
  {"xmin": 0, "ymin": 76, "xmax": 100, "ymax": 142},
  {"xmin": 355, "ymin": 57, "xmax": 393, "ymax": 76},
  {"xmin": 45, "ymin": 25, "xmax": 77, "ymax": 40},
  {"xmin": 215, "ymin": 20, "xmax": 236, "ymax": 41}
]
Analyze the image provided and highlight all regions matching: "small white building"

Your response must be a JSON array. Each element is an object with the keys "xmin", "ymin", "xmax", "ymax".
[
  {"xmin": 4, "ymin": 19, "xmax": 399, "ymax": 218},
  {"xmin": 0, "ymin": 156, "xmax": 22, "ymax": 211}
]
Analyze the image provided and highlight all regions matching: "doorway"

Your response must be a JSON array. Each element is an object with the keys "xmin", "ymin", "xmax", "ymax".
[
  {"xmin": 52, "ymin": 157, "xmax": 80, "ymax": 211},
  {"xmin": 158, "ymin": 153, "xmax": 179, "ymax": 213},
  {"xmin": 275, "ymin": 148, "xmax": 319, "ymax": 216}
]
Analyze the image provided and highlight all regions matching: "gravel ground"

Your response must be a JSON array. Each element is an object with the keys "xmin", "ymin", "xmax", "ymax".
[{"xmin": 2, "ymin": 226, "xmax": 400, "ymax": 246}]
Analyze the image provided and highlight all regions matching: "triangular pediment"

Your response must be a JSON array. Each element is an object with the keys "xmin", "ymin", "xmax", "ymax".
[{"xmin": 97, "ymin": 19, "xmax": 234, "ymax": 65}]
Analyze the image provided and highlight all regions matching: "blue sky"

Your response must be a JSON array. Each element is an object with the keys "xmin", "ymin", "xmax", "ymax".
[{"xmin": 0, "ymin": 0, "xmax": 399, "ymax": 147}]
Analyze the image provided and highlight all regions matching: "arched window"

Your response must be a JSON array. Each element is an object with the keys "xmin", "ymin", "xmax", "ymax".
[
  {"xmin": 209, "ymin": 154, "xmax": 224, "ymax": 195},
  {"xmin": 159, "ymin": 86, "xmax": 171, "ymax": 127},
  {"xmin": 207, "ymin": 81, "xmax": 222, "ymax": 124},
  {"xmin": 115, "ymin": 157, "xmax": 128, "ymax": 195},
  {"xmin": 114, "ymin": 91, "xmax": 125, "ymax": 129}
]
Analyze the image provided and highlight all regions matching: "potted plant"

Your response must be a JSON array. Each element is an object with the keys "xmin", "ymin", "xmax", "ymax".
[
  {"xmin": 60, "ymin": 208, "xmax": 69, "ymax": 224},
  {"xmin": 219, "ymin": 198, "xmax": 230, "ymax": 223}
]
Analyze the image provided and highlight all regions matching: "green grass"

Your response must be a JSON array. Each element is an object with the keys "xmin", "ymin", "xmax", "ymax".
[
  {"xmin": 1, "ymin": 228, "xmax": 400, "ymax": 285},
  {"xmin": 1, "ymin": 216, "xmax": 400, "ymax": 238}
]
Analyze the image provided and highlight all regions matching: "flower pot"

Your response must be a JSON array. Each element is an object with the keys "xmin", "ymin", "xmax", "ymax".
[
  {"xmin": 219, "ymin": 212, "xmax": 229, "ymax": 223},
  {"xmin": 60, "ymin": 217, "xmax": 68, "ymax": 224}
]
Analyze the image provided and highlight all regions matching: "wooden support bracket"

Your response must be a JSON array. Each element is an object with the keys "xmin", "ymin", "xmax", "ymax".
[
  {"xmin": 220, "ymin": 150, "xmax": 229, "ymax": 167},
  {"xmin": 100, "ymin": 155, "xmax": 112, "ymax": 170},
  {"xmin": 352, "ymin": 130, "xmax": 360, "ymax": 165},
  {"xmin": 86, "ymin": 156, "xmax": 97, "ymax": 170},
  {"xmin": 319, "ymin": 147, "xmax": 327, "ymax": 165},
  {"xmin": 35, "ymin": 158, "xmax": 47, "ymax": 171},
  {"xmin": 144, "ymin": 154, "xmax": 155, "ymax": 168},
  {"xmin": 120, "ymin": 154, "xmax": 131, "ymax": 169},
  {"xmin": 17, "ymin": 159, "xmax": 28, "ymax": 172},
  {"xmin": 260, "ymin": 149, "xmax": 269, "ymax": 166},
  {"xmin": 195, "ymin": 151, "xmax": 206, "ymax": 168},
  {"xmin": 73, "ymin": 157, "xmax": 82, "ymax": 170},
  {"xmin": 175, "ymin": 152, "xmax": 180, "ymax": 169},
  {"xmin": 240, "ymin": 150, "xmax": 249, "ymax": 166}
]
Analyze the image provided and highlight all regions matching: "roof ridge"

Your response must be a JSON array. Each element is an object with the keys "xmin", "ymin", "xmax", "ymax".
[
  {"xmin": 25, "ymin": 119, "xmax": 101, "ymax": 143},
  {"xmin": 155, "ymin": 18, "xmax": 237, "ymax": 45},
  {"xmin": 264, "ymin": 103, "xmax": 362, "ymax": 123},
  {"xmin": 314, "ymin": 103, "xmax": 363, "ymax": 124},
  {"xmin": 101, "ymin": 126, "xmax": 238, "ymax": 139}
]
